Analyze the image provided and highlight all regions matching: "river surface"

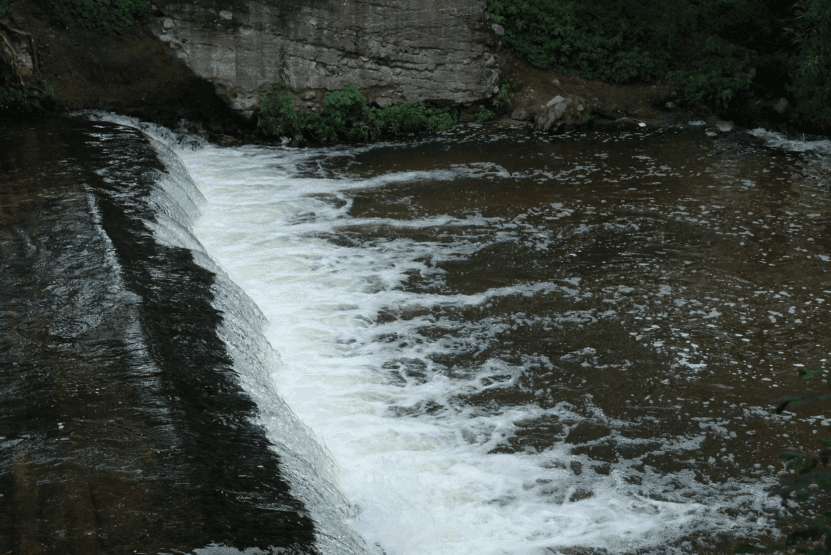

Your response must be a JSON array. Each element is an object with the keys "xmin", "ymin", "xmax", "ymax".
[{"xmin": 2, "ymin": 113, "xmax": 831, "ymax": 555}]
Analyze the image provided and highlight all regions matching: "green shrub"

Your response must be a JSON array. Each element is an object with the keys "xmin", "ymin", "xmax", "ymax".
[
  {"xmin": 787, "ymin": 0, "xmax": 831, "ymax": 129},
  {"xmin": 72, "ymin": 0, "xmax": 147, "ymax": 34},
  {"xmin": 258, "ymin": 85, "xmax": 307, "ymax": 138},
  {"xmin": 0, "ymin": 0, "xmax": 14, "ymax": 17},
  {"xmin": 662, "ymin": 37, "xmax": 751, "ymax": 110},
  {"xmin": 474, "ymin": 107, "xmax": 494, "ymax": 124},
  {"xmin": 487, "ymin": 0, "xmax": 687, "ymax": 81},
  {"xmin": 486, "ymin": 0, "xmax": 783, "ymax": 83},
  {"xmin": 257, "ymin": 84, "xmax": 459, "ymax": 143},
  {"xmin": 0, "ymin": 86, "xmax": 27, "ymax": 110},
  {"xmin": 371, "ymin": 101, "xmax": 457, "ymax": 134},
  {"xmin": 492, "ymin": 82, "xmax": 515, "ymax": 109},
  {"xmin": 469, "ymin": 81, "xmax": 517, "ymax": 125}
]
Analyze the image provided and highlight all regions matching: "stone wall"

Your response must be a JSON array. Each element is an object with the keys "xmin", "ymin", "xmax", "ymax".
[{"xmin": 149, "ymin": 0, "xmax": 501, "ymax": 115}]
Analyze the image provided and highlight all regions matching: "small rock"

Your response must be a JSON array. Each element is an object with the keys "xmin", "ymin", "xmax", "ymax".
[
  {"xmin": 510, "ymin": 108, "xmax": 529, "ymax": 121},
  {"xmin": 565, "ymin": 421, "xmax": 611, "ymax": 444},
  {"xmin": 772, "ymin": 97, "xmax": 790, "ymax": 114},
  {"xmin": 705, "ymin": 129, "xmax": 718, "ymax": 137},
  {"xmin": 664, "ymin": 101, "xmax": 676, "ymax": 110},
  {"xmin": 715, "ymin": 120, "xmax": 735, "ymax": 133},
  {"xmin": 569, "ymin": 489, "xmax": 594, "ymax": 502},
  {"xmin": 163, "ymin": 18, "xmax": 175, "ymax": 29},
  {"xmin": 491, "ymin": 23, "xmax": 504, "ymax": 36},
  {"xmin": 592, "ymin": 463, "xmax": 612, "ymax": 475},
  {"xmin": 219, "ymin": 10, "xmax": 233, "ymax": 20},
  {"xmin": 219, "ymin": 136, "xmax": 236, "ymax": 145},
  {"xmin": 552, "ymin": 79, "xmax": 560, "ymax": 86}
]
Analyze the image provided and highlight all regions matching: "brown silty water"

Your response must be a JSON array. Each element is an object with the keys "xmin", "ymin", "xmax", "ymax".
[
  {"xmin": 6, "ymin": 114, "xmax": 830, "ymax": 554},
  {"xmin": 297, "ymin": 123, "xmax": 831, "ymax": 552}
]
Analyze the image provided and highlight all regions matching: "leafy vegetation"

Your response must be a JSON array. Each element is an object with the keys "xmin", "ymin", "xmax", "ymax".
[
  {"xmin": 487, "ymin": 0, "xmax": 831, "ymax": 130},
  {"xmin": 258, "ymin": 84, "xmax": 459, "ymax": 143},
  {"xmin": 72, "ymin": 0, "xmax": 147, "ymax": 34},
  {"xmin": 661, "ymin": 37, "xmax": 751, "ymax": 111},
  {"xmin": 486, "ymin": 0, "xmax": 689, "ymax": 82},
  {"xmin": 472, "ymin": 80, "xmax": 518, "ymax": 124},
  {"xmin": 474, "ymin": 107, "xmax": 494, "ymax": 124},
  {"xmin": 787, "ymin": 0, "xmax": 831, "ymax": 129},
  {"xmin": 0, "ymin": 86, "xmax": 27, "ymax": 109},
  {"xmin": 0, "ymin": 0, "xmax": 13, "ymax": 17}
]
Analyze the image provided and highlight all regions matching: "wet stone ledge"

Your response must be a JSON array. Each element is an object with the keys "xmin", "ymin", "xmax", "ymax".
[{"xmin": 0, "ymin": 115, "xmax": 317, "ymax": 555}]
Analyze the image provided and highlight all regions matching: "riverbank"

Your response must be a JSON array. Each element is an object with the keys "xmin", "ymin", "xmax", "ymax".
[
  {"xmin": 1, "ymin": 2, "xmax": 827, "ymax": 145},
  {"xmin": 490, "ymin": 50, "xmax": 812, "ymax": 142}
]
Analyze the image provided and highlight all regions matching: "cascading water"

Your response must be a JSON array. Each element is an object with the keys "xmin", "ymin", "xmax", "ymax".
[{"xmin": 82, "ymin": 113, "xmax": 831, "ymax": 554}]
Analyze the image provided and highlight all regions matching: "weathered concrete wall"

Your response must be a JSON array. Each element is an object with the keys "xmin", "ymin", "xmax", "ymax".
[{"xmin": 149, "ymin": 0, "xmax": 501, "ymax": 114}]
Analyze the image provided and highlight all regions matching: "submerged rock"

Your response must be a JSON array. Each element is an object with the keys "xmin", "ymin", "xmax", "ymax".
[{"xmin": 565, "ymin": 421, "xmax": 611, "ymax": 444}]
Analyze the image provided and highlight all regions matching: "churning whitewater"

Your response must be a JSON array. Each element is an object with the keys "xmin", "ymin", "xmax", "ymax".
[{"xmin": 86, "ymin": 112, "xmax": 831, "ymax": 555}]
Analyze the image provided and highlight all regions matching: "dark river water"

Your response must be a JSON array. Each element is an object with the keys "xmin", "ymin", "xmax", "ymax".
[{"xmin": 2, "ymin": 113, "xmax": 831, "ymax": 555}]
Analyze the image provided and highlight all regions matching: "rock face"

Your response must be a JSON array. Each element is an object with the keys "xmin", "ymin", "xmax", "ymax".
[
  {"xmin": 0, "ymin": 18, "xmax": 49, "ymax": 105},
  {"xmin": 149, "ymin": 0, "xmax": 501, "ymax": 115}
]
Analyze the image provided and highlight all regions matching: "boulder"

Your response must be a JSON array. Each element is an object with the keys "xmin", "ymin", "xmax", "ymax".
[
  {"xmin": 510, "ymin": 107, "xmax": 530, "ymax": 121},
  {"xmin": 546, "ymin": 95, "xmax": 566, "ymax": 107},
  {"xmin": 772, "ymin": 97, "xmax": 790, "ymax": 114},
  {"xmin": 534, "ymin": 95, "xmax": 589, "ymax": 133}
]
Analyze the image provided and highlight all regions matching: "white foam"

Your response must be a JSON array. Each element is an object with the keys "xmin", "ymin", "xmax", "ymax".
[
  {"xmin": 83, "ymin": 112, "xmax": 369, "ymax": 555},
  {"xmin": 177, "ymin": 142, "xmax": 776, "ymax": 554},
  {"xmin": 748, "ymin": 128, "xmax": 831, "ymax": 155}
]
